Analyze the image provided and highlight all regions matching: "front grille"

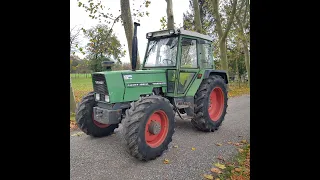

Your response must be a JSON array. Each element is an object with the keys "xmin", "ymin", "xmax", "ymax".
[{"xmin": 92, "ymin": 74, "xmax": 108, "ymax": 95}]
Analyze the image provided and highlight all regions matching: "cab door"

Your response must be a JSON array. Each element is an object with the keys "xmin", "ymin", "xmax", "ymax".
[{"xmin": 175, "ymin": 37, "xmax": 199, "ymax": 97}]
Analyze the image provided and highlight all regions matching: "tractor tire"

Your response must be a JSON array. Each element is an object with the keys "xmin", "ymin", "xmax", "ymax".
[
  {"xmin": 75, "ymin": 92, "xmax": 119, "ymax": 137},
  {"xmin": 191, "ymin": 75, "xmax": 228, "ymax": 132},
  {"xmin": 123, "ymin": 95, "xmax": 175, "ymax": 161}
]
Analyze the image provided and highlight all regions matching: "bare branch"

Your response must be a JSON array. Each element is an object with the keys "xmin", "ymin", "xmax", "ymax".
[
  {"xmin": 70, "ymin": 25, "xmax": 78, "ymax": 33},
  {"xmin": 104, "ymin": 15, "xmax": 121, "ymax": 49},
  {"xmin": 100, "ymin": 12, "xmax": 118, "ymax": 20}
]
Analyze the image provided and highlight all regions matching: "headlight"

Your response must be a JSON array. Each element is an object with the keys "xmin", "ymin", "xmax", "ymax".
[
  {"xmin": 95, "ymin": 93, "xmax": 100, "ymax": 101},
  {"xmin": 105, "ymin": 95, "xmax": 109, "ymax": 102}
]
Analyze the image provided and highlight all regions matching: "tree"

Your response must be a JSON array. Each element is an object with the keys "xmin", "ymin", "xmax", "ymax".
[
  {"xmin": 234, "ymin": 0, "xmax": 250, "ymax": 86},
  {"xmin": 78, "ymin": 0, "xmax": 151, "ymax": 70},
  {"xmin": 209, "ymin": 0, "xmax": 238, "ymax": 80},
  {"xmin": 165, "ymin": 0, "xmax": 174, "ymax": 29},
  {"xmin": 76, "ymin": 59, "xmax": 91, "ymax": 74},
  {"xmin": 70, "ymin": 55, "xmax": 82, "ymax": 73},
  {"xmin": 193, "ymin": 0, "xmax": 202, "ymax": 33},
  {"xmin": 70, "ymin": 25, "xmax": 83, "ymax": 55},
  {"xmin": 83, "ymin": 24, "xmax": 125, "ymax": 72},
  {"xmin": 227, "ymin": 43, "xmax": 246, "ymax": 83},
  {"xmin": 183, "ymin": 0, "xmax": 214, "ymax": 34},
  {"xmin": 70, "ymin": 27, "xmax": 83, "ymax": 114},
  {"xmin": 120, "ymin": 0, "xmax": 140, "ymax": 69}
]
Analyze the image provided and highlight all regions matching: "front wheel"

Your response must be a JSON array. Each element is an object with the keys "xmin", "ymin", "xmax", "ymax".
[
  {"xmin": 75, "ymin": 92, "xmax": 119, "ymax": 137},
  {"xmin": 123, "ymin": 95, "xmax": 175, "ymax": 161},
  {"xmin": 191, "ymin": 75, "xmax": 228, "ymax": 132}
]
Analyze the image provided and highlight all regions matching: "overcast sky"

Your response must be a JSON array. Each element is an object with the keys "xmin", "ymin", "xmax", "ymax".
[{"xmin": 70, "ymin": 0, "xmax": 190, "ymax": 63}]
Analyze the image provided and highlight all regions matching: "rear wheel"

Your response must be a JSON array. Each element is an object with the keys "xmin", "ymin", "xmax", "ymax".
[
  {"xmin": 191, "ymin": 75, "xmax": 228, "ymax": 132},
  {"xmin": 123, "ymin": 95, "xmax": 175, "ymax": 161},
  {"xmin": 75, "ymin": 92, "xmax": 119, "ymax": 137}
]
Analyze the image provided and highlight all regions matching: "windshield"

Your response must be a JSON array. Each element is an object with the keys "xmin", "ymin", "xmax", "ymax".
[{"xmin": 144, "ymin": 36, "xmax": 178, "ymax": 67}]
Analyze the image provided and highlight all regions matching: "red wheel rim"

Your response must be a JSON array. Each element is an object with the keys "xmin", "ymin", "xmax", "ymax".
[
  {"xmin": 92, "ymin": 113, "xmax": 110, "ymax": 128},
  {"xmin": 208, "ymin": 87, "xmax": 224, "ymax": 121},
  {"xmin": 145, "ymin": 110, "xmax": 169, "ymax": 148}
]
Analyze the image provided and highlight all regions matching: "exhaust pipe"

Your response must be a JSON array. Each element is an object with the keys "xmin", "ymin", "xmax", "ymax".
[{"xmin": 132, "ymin": 22, "xmax": 140, "ymax": 71}]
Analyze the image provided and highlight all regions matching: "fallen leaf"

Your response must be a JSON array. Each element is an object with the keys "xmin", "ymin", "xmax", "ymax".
[
  {"xmin": 234, "ymin": 143, "xmax": 240, "ymax": 146},
  {"xmin": 235, "ymin": 168, "xmax": 241, "ymax": 172},
  {"xmin": 214, "ymin": 163, "xmax": 226, "ymax": 169},
  {"xmin": 231, "ymin": 170, "xmax": 235, "ymax": 173},
  {"xmin": 173, "ymin": 145, "xmax": 178, "ymax": 148},
  {"xmin": 215, "ymin": 178, "xmax": 220, "ymax": 180},
  {"xmin": 241, "ymin": 140, "xmax": 247, "ymax": 144},
  {"xmin": 71, "ymin": 132, "xmax": 84, "ymax": 137},
  {"xmin": 215, "ymin": 143, "xmax": 222, "ymax": 146},
  {"xmin": 217, "ymin": 156, "xmax": 225, "ymax": 161},
  {"xmin": 227, "ymin": 142, "xmax": 233, "ymax": 145},
  {"xmin": 203, "ymin": 174, "xmax": 214, "ymax": 180},
  {"xmin": 163, "ymin": 159, "xmax": 170, "ymax": 164},
  {"xmin": 191, "ymin": 147, "xmax": 196, "ymax": 151},
  {"xmin": 211, "ymin": 167, "xmax": 222, "ymax": 174},
  {"xmin": 230, "ymin": 174, "xmax": 245, "ymax": 180},
  {"xmin": 238, "ymin": 148, "xmax": 244, "ymax": 153}
]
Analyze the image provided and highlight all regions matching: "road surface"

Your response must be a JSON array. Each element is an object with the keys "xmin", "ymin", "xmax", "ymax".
[{"xmin": 70, "ymin": 95, "xmax": 250, "ymax": 180}]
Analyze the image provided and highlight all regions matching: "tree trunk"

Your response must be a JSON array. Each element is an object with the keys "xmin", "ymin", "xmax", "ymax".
[
  {"xmin": 120, "ymin": 0, "xmax": 140, "ymax": 68},
  {"xmin": 166, "ymin": 0, "xmax": 174, "ymax": 29},
  {"xmin": 235, "ymin": 15, "xmax": 250, "ymax": 87},
  {"xmin": 211, "ymin": 0, "xmax": 238, "ymax": 81},
  {"xmin": 70, "ymin": 77, "xmax": 77, "ymax": 113},
  {"xmin": 219, "ymin": 40, "xmax": 229, "ymax": 78},
  {"xmin": 193, "ymin": 0, "xmax": 202, "ymax": 33},
  {"xmin": 243, "ymin": 42, "xmax": 250, "ymax": 87},
  {"xmin": 235, "ymin": 56, "xmax": 240, "ymax": 88},
  {"xmin": 70, "ymin": 46, "xmax": 76, "ymax": 113}
]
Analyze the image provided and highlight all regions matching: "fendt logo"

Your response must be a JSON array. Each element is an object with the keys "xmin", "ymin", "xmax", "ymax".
[{"xmin": 95, "ymin": 81, "xmax": 104, "ymax": 85}]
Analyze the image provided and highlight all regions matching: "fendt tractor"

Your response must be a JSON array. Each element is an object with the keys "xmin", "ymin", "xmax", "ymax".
[{"xmin": 75, "ymin": 22, "xmax": 228, "ymax": 161}]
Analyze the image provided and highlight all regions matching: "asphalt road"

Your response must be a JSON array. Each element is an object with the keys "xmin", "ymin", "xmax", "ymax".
[{"xmin": 70, "ymin": 95, "xmax": 250, "ymax": 180}]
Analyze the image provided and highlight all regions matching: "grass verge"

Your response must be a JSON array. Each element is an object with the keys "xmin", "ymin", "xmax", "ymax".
[
  {"xmin": 70, "ymin": 77, "xmax": 250, "ymax": 130},
  {"xmin": 218, "ymin": 144, "xmax": 250, "ymax": 180},
  {"xmin": 228, "ymin": 82, "xmax": 250, "ymax": 98},
  {"xmin": 204, "ymin": 142, "xmax": 250, "ymax": 180}
]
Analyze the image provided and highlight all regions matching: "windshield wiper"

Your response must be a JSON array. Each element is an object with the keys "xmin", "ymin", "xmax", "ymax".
[
  {"xmin": 145, "ymin": 40, "xmax": 159, "ymax": 59},
  {"xmin": 170, "ymin": 39, "xmax": 178, "ymax": 49}
]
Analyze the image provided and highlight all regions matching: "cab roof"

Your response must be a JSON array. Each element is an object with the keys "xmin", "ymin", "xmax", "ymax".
[{"xmin": 147, "ymin": 28, "xmax": 213, "ymax": 42}]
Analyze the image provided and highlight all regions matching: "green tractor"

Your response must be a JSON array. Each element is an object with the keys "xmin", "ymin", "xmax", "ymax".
[{"xmin": 75, "ymin": 22, "xmax": 228, "ymax": 161}]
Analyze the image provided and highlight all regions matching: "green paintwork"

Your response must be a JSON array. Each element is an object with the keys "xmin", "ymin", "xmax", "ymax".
[
  {"xmin": 92, "ymin": 30, "xmax": 224, "ymax": 105},
  {"xmin": 93, "ymin": 71, "xmax": 125, "ymax": 103},
  {"xmin": 93, "ymin": 69, "xmax": 167, "ymax": 103},
  {"xmin": 186, "ymin": 69, "xmax": 206, "ymax": 96},
  {"xmin": 122, "ymin": 70, "xmax": 167, "ymax": 101}
]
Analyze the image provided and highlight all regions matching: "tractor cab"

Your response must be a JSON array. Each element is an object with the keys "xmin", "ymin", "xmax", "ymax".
[{"xmin": 142, "ymin": 28, "xmax": 215, "ymax": 96}]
